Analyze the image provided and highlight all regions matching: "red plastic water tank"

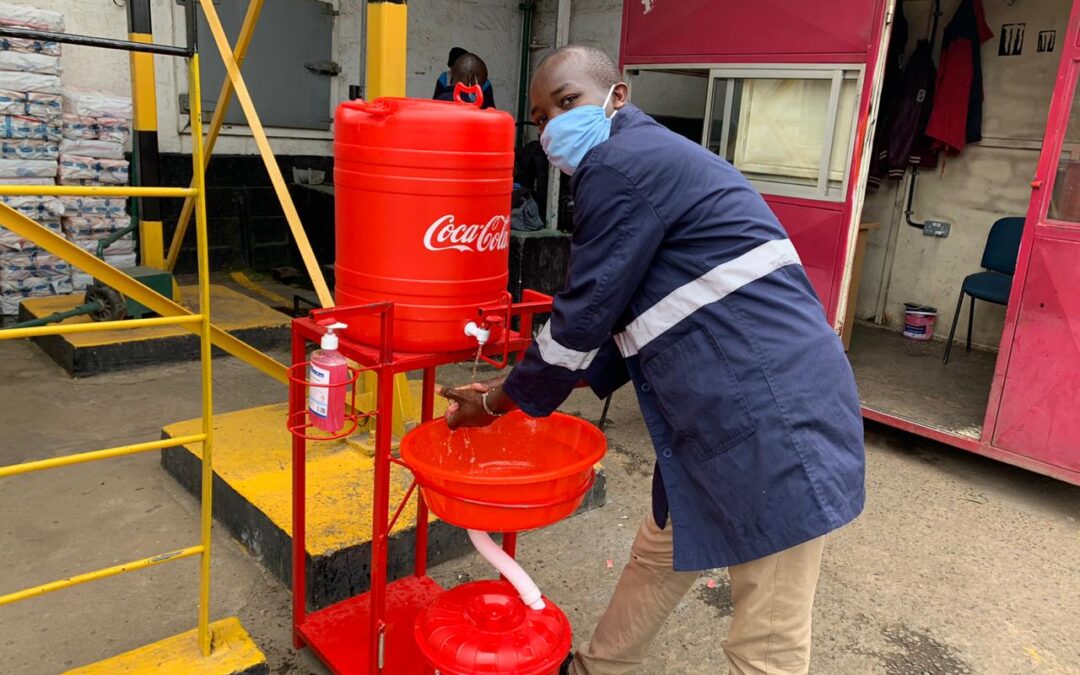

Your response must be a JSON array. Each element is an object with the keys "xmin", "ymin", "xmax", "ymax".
[
  {"xmin": 415, "ymin": 580, "xmax": 571, "ymax": 675},
  {"xmin": 334, "ymin": 89, "xmax": 515, "ymax": 352}
]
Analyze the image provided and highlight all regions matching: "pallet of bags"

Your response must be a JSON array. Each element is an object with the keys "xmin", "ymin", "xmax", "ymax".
[
  {"xmin": 0, "ymin": 186, "xmax": 67, "ymax": 302},
  {"xmin": 67, "ymin": 232, "xmax": 135, "ymax": 257},
  {"xmin": 60, "ymin": 91, "xmax": 131, "ymax": 195},
  {"xmin": 58, "ymin": 154, "xmax": 127, "ymax": 185},
  {"xmin": 59, "ymin": 196, "xmax": 125, "ymax": 217},
  {"xmin": 62, "ymin": 87, "xmax": 131, "ymax": 121},
  {"xmin": 0, "ymin": 273, "xmax": 72, "ymax": 314},
  {"xmin": 0, "ymin": 137, "xmax": 57, "ymax": 160},
  {"xmin": 0, "ymin": 76, "xmax": 63, "ymax": 160},
  {"xmin": 0, "ymin": 2, "xmax": 63, "ymax": 32},
  {"xmin": 0, "ymin": 111, "xmax": 60, "ymax": 141},
  {"xmin": 58, "ymin": 88, "xmax": 132, "ymax": 274},
  {"xmin": 0, "ymin": 89, "xmax": 62, "ymax": 121},
  {"xmin": 0, "ymin": 49, "xmax": 60, "ymax": 75},
  {"xmin": 0, "ymin": 3, "xmax": 68, "ymax": 312},
  {"xmin": 0, "ymin": 155, "xmax": 55, "ymax": 179},
  {"xmin": 0, "ymin": 34, "xmax": 61, "ymax": 57},
  {"xmin": 0, "ymin": 270, "xmax": 53, "ymax": 314},
  {"xmin": 0, "ymin": 211, "xmax": 60, "ymax": 251},
  {"xmin": 61, "ymin": 88, "xmax": 130, "ymax": 144},
  {"xmin": 59, "ymin": 138, "xmax": 123, "ymax": 159},
  {"xmin": 63, "ymin": 214, "xmax": 136, "ymax": 276},
  {"xmin": 0, "ymin": 242, "xmax": 72, "ymax": 315},
  {"xmin": 0, "ymin": 2, "xmax": 64, "ymax": 173},
  {"xmin": 1, "ymin": 191, "xmax": 63, "ymax": 219},
  {"xmin": 61, "ymin": 114, "xmax": 128, "ymax": 143},
  {"xmin": 0, "ymin": 245, "xmax": 71, "ymax": 283},
  {"xmin": 62, "ymin": 213, "xmax": 132, "ymax": 238}
]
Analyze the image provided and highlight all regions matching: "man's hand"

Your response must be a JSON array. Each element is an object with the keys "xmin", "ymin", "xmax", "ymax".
[
  {"xmin": 439, "ymin": 376, "xmax": 510, "ymax": 429},
  {"xmin": 440, "ymin": 385, "xmax": 494, "ymax": 429},
  {"xmin": 471, "ymin": 375, "xmax": 506, "ymax": 393}
]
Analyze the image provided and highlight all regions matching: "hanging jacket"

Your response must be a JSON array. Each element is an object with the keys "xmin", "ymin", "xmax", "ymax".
[
  {"xmin": 885, "ymin": 39, "xmax": 937, "ymax": 177},
  {"xmin": 502, "ymin": 104, "xmax": 865, "ymax": 571},
  {"xmin": 925, "ymin": 0, "xmax": 993, "ymax": 153},
  {"xmin": 869, "ymin": 0, "xmax": 909, "ymax": 188}
]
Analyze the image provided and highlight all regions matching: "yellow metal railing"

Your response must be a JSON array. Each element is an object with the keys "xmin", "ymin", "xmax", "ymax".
[
  {"xmin": 0, "ymin": 200, "xmax": 288, "ymax": 383},
  {"xmin": 0, "ymin": 0, "xmax": 412, "ymax": 659},
  {"xmin": 0, "ymin": 54, "xmax": 218, "ymax": 656}
]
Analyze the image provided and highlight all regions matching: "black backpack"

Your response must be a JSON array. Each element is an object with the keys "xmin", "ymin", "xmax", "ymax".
[{"xmin": 514, "ymin": 140, "xmax": 549, "ymax": 204}]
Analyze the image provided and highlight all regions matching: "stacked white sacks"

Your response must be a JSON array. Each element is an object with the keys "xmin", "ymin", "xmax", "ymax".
[
  {"xmin": 59, "ymin": 87, "xmax": 133, "ymax": 289},
  {"xmin": 0, "ymin": 2, "xmax": 67, "ymax": 315}
]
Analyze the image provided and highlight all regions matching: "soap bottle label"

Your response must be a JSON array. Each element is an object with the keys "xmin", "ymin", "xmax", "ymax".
[{"xmin": 309, "ymin": 364, "xmax": 330, "ymax": 418}]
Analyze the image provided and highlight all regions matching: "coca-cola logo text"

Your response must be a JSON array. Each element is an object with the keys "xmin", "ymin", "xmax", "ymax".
[{"xmin": 423, "ymin": 214, "xmax": 511, "ymax": 253}]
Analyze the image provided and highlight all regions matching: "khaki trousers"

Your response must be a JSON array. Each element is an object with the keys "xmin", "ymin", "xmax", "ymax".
[{"xmin": 570, "ymin": 515, "xmax": 825, "ymax": 675}]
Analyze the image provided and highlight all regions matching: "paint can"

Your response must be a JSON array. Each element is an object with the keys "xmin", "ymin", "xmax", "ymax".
[{"xmin": 903, "ymin": 303, "xmax": 938, "ymax": 341}]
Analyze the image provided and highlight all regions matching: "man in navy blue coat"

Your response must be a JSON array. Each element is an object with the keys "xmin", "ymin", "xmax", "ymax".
[{"xmin": 442, "ymin": 45, "xmax": 865, "ymax": 675}]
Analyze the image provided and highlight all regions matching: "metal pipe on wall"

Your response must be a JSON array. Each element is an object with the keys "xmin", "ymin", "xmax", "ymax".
[
  {"xmin": 353, "ymin": 0, "xmax": 369, "ymax": 99},
  {"xmin": 545, "ymin": 0, "xmax": 572, "ymax": 229},
  {"xmin": 902, "ymin": 0, "xmax": 943, "ymax": 230},
  {"xmin": 516, "ymin": 1, "xmax": 537, "ymax": 147}
]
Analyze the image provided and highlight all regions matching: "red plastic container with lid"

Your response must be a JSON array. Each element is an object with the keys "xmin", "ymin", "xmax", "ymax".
[
  {"xmin": 334, "ymin": 85, "xmax": 515, "ymax": 352},
  {"xmin": 415, "ymin": 580, "xmax": 572, "ymax": 675}
]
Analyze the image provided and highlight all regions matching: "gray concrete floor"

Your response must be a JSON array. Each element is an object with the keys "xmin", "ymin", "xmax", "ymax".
[
  {"xmin": 1, "ymin": 336, "xmax": 1079, "ymax": 674},
  {"xmin": 848, "ymin": 323, "xmax": 997, "ymax": 439}
]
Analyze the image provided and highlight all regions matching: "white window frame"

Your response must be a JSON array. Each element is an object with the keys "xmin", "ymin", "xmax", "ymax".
[{"xmin": 625, "ymin": 63, "xmax": 864, "ymax": 202}]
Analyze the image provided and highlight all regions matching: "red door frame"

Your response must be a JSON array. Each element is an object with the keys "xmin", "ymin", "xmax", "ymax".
[
  {"xmin": 977, "ymin": 0, "xmax": 1080, "ymax": 482},
  {"xmin": 869, "ymin": 0, "xmax": 1080, "ymax": 485}
]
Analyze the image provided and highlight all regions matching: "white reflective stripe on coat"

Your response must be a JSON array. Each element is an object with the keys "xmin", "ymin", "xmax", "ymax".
[
  {"xmin": 615, "ymin": 238, "xmax": 802, "ymax": 358},
  {"xmin": 536, "ymin": 320, "xmax": 601, "ymax": 371}
]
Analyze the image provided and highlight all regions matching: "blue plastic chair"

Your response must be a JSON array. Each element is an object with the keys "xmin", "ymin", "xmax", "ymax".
[{"xmin": 943, "ymin": 217, "xmax": 1025, "ymax": 364}]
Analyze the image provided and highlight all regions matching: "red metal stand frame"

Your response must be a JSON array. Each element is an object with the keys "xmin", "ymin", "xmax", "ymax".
[{"xmin": 288, "ymin": 291, "xmax": 553, "ymax": 674}]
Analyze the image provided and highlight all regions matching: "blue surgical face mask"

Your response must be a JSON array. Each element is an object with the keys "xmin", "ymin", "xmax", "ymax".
[{"xmin": 540, "ymin": 85, "xmax": 618, "ymax": 176}]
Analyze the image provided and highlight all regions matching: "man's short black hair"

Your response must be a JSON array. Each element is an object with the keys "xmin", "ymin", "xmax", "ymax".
[
  {"xmin": 448, "ymin": 47, "xmax": 468, "ymax": 68},
  {"xmin": 537, "ymin": 45, "xmax": 621, "ymax": 89}
]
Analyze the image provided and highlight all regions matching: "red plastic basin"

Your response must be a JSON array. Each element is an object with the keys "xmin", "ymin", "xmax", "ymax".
[{"xmin": 400, "ymin": 411, "xmax": 607, "ymax": 532}]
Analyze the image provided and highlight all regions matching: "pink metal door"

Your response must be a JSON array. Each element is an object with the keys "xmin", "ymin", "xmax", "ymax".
[
  {"xmin": 620, "ymin": 0, "xmax": 894, "ymax": 324},
  {"xmin": 986, "ymin": 0, "xmax": 1080, "ymax": 479}
]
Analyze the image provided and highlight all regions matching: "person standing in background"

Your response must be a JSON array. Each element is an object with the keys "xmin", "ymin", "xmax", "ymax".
[
  {"xmin": 433, "ymin": 48, "xmax": 496, "ymax": 109},
  {"xmin": 433, "ymin": 47, "xmax": 468, "ymax": 98}
]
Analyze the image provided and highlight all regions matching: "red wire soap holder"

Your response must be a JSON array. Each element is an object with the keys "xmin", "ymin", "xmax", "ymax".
[{"xmin": 286, "ymin": 361, "xmax": 371, "ymax": 441}]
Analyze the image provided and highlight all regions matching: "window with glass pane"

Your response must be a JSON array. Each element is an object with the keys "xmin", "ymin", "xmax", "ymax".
[
  {"xmin": 705, "ymin": 69, "xmax": 860, "ymax": 200},
  {"xmin": 630, "ymin": 69, "xmax": 709, "ymax": 142},
  {"xmin": 1048, "ymin": 72, "xmax": 1080, "ymax": 223}
]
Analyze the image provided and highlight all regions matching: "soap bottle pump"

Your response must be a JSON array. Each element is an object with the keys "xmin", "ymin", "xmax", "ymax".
[{"xmin": 308, "ymin": 322, "xmax": 348, "ymax": 433}]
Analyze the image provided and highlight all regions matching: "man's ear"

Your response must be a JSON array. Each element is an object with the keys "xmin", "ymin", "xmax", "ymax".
[{"xmin": 610, "ymin": 82, "xmax": 630, "ymax": 110}]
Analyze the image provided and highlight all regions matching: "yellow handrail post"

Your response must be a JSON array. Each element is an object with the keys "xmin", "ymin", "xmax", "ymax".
[
  {"xmin": 165, "ymin": 0, "xmax": 266, "ymax": 273},
  {"xmin": 189, "ymin": 52, "xmax": 216, "ymax": 658}
]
